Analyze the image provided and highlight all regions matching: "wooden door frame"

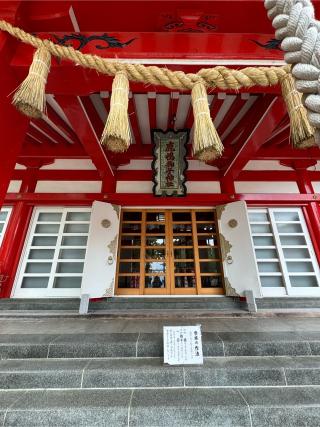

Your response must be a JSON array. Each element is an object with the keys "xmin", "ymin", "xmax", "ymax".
[{"xmin": 115, "ymin": 208, "xmax": 225, "ymax": 296}]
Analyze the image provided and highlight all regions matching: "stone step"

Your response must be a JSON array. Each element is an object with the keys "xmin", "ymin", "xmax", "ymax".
[
  {"xmin": 1, "ymin": 386, "xmax": 320, "ymax": 426},
  {"xmin": 0, "ymin": 299, "xmax": 80, "ymax": 311},
  {"xmin": 90, "ymin": 297, "xmax": 246, "ymax": 311},
  {"xmin": 1, "ymin": 331, "xmax": 320, "ymax": 359},
  {"xmin": 0, "ymin": 297, "xmax": 247, "ymax": 312},
  {"xmin": 3, "ymin": 297, "xmax": 320, "ymax": 313},
  {"xmin": 257, "ymin": 297, "xmax": 320, "ymax": 310},
  {"xmin": 1, "ymin": 356, "xmax": 320, "ymax": 390}
]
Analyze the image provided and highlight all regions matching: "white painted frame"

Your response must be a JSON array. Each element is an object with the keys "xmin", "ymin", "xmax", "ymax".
[
  {"xmin": 0, "ymin": 207, "xmax": 12, "ymax": 246},
  {"xmin": 249, "ymin": 207, "xmax": 320, "ymax": 297},
  {"xmin": 13, "ymin": 207, "xmax": 91, "ymax": 298}
]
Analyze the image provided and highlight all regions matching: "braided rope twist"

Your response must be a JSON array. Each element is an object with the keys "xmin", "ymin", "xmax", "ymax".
[
  {"xmin": 0, "ymin": 19, "xmax": 289, "ymax": 91},
  {"xmin": 264, "ymin": 0, "xmax": 320, "ymax": 142}
]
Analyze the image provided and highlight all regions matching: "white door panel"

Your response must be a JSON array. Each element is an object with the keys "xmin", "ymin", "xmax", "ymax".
[
  {"xmin": 217, "ymin": 201, "xmax": 262, "ymax": 298},
  {"xmin": 81, "ymin": 201, "xmax": 121, "ymax": 298}
]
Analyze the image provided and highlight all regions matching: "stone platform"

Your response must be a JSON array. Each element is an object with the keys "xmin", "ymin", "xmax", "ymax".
[{"xmin": 0, "ymin": 316, "xmax": 320, "ymax": 425}]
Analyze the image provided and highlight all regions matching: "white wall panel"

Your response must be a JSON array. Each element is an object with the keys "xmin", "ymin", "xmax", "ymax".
[
  {"xmin": 187, "ymin": 160, "xmax": 218, "ymax": 171},
  {"xmin": 312, "ymin": 182, "xmax": 320, "ymax": 192},
  {"xmin": 15, "ymin": 164, "xmax": 27, "ymax": 170},
  {"xmin": 118, "ymin": 160, "xmax": 152, "ymax": 170},
  {"xmin": 8, "ymin": 181, "xmax": 22, "ymax": 192},
  {"xmin": 41, "ymin": 160, "xmax": 97, "ymax": 170},
  {"xmin": 116, "ymin": 181, "xmax": 153, "ymax": 193},
  {"xmin": 186, "ymin": 181, "xmax": 220, "ymax": 193},
  {"xmin": 235, "ymin": 181, "xmax": 299, "ymax": 193},
  {"xmin": 244, "ymin": 161, "xmax": 292, "ymax": 171},
  {"xmin": 35, "ymin": 181, "xmax": 102, "ymax": 193}
]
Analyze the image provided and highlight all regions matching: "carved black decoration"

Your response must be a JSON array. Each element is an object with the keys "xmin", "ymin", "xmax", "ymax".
[
  {"xmin": 52, "ymin": 33, "xmax": 136, "ymax": 50},
  {"xmin": 251, "ymin": 38, "xmax": 281, "ymax": 51}
]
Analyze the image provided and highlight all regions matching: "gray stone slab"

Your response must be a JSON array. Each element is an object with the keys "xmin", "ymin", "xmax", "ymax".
[
  {"xmin": 273, "ymin": 355, "xmax": 320, "ymax": 368},
  {"xmin": 241, "ymin": 385, "xmax": 320, "ymax": 406},
  {"xmin": 240, "ymin": 387, "xmax": 320, "ymax": 427},
  {"xmin": 5, "ymin": 389, "xmax": 131, "ymax": 426},
  {"xmin": 0, "ymin": 334, "xmax": 58, "ymax": 344},
  {"xmin": 0, "ymin": 390, "xmax": 27, "ymax": 410},
  {"xmin": 0, "ymin": 359, "xmax": 87, "ymax": 389},
  {"xmin": 83, "ymin": 358, "xmax": 183, "ymax": 388},
  {"xmin": 0, "ymin": 390, "xmax": 27, "ymax": 426},
  {"xmin": 137, "ymin": 333, "xmax": 163, "ymax": 357},
  {"xmin": 285, "ymin": 368, "xmax": 320, "ymax": 385},
  {"xmin": 129, "ymin": 388, "xmax": 250, "ymax": 427},
  {"xmin": 219, "ymin": 332, "xmax": 311, "ymax": 356},
  {"xmin": 296, "ymin": 332, "xmax": 320, "ymax": 341},
  {"xmin": 0, "ymin": 334, "xmax": 58, "ymax": 359},
  {"xmin": 219, "ymin": 332, "xmax": 302, "ymax": 342},
  {"xmin": 3, "ymin": 317, "xmax": 320, "ymax": 334},
  {"xmin": 271, "ymin": 356, "xmax": 320, "ymax": 385},
  {"xmin": 48, "ymin": 333, "xmax": 138, "ymax": 358},
  {"xmin": 185, "ymin": 357, "xmax": 285, "ymax": 387},
  {"xmin": 250, "ymin": 407, "xmax": 320, "ymax": 427},
  {"xmin": 309, "ymin": 342, "xmax": 320, "ymax": 355},
  {"xmin": 202, "ymin": 332, "xmax": 225, "ymax": 356}
]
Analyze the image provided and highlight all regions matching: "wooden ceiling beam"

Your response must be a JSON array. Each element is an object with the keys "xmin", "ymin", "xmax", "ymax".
[
  {"xmin": 222, "ymin": 96, "xmax": 286, "ymax": 180},
  {"xmin": 54, "ymin": 95, "xmax": 115, "ymax": 190}
]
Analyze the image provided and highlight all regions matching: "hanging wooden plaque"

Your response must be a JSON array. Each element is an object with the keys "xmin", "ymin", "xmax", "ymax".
[{"xmin": 152, "ymin": 129, "xmax": 189, "ymax": 197}]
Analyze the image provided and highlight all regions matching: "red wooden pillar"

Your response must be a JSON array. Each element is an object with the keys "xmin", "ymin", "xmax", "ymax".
[
  {"xmin": 0, "ymin": 34, "xmax": 29, "ymax": 210},
  {"xmin": 0, "ymin": 168, "xmax": 38, "ymax": 298},
  {"xmin": 295, "ymin": 167, "xmax": 320, "ymax": 264},
  {"xmin": 220, "ymin": 177, "xmax": 235, "ymax": 194}
]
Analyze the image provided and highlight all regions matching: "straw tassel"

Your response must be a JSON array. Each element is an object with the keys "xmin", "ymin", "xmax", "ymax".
[
  {"xmin": 12, "ymin": 46, "xmax": 51, "ymax": 119},
  {"xmin": 101, "ymin": 71, "xmax": 131, "ymax": 152},
  {"xmin": 191, "ymin": 81, "xmax": 223, "ymax": 162},
  {"xmin": 280, "ymin": 72, "xmax": 315, "ymax": 149}
]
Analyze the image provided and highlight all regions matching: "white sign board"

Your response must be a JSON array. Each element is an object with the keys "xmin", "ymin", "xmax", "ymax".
[{"xmin": 163, "ymin": 325, "xmax": 203, "ymax": 365}]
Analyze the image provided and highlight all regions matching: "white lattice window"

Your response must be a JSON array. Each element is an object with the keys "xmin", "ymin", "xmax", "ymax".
[
  {"xmin": 249, "ymin": 208, "xmax": 320, "ymax": 296},
  {"xmin": 0, "ymin": 207, "xmax": 12, "ymax": 246},
  {"xmin": 13, "ymin": 207, "xmax": 91, "ymax": 298}
]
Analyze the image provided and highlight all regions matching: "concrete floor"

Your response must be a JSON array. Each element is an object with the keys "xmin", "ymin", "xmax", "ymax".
[{"xmin": 2, "ymin": 316, "xmax": 320, "ymax": 334}]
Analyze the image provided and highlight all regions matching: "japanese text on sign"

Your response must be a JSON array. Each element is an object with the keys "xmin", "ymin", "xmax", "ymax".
[{"xmin": 163, "ymin": 325, "xmax": 203, "ymax": 365}]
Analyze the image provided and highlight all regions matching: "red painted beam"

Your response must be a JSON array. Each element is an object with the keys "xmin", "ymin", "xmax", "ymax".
[
  {"xmin": 30, "ymin": 119, "xmax": 72, "ymax": 145},
  {"xmin": 10, "ymin": 169, "xmax": 320, "ymax": 182},
  {"xmin": 221, "ymin": 96, "xmax": 260, "ymax": 146},
  {"xmin": 147, "ymin": 94, "xmax": 157, "ymax": 132},
  {"xmin": 0, "ymin": 34, "xmax": 29, "ymax": 209},
  {"xmin": 255, "ymin": 146, "xmax": 320, "ymax": 160},
  {"xmin": 295, "ymin": 170, "xmax": 320, "ymax": 263},
  {"xmin": 46, "ymin": 104, "xmax": 79, "ymax": 145},
  {"xmin": 264, "ymin": 125, "xmax": 289, "ymax": 146},
  {"xmin": 168, "ymin": 94, "xmax": 180, "ymax": 129},
  {"xmin": 27, "ymin": 125, "xmax": 59, "ymax": 146},
  {"xmin": 223, "ymin": 96, "xmax": 286, "ymax": 180},
  {"xmin": 19, "ymin": 139, "xmax": 88, "ymax": 159},
  {"xmin": 12, "ymin": 32, "xmax": 283, "ymax": 63},
  {"xmin": 0, "ymin": 167, "xmax": 38, "ymax": 298},
  {"xmin": 129, "ymin": 96, "xmax": 143, "ymax": 145},
  {"xmin": 5, "ymin": 193, "xmax": 320, "ymax": 207},
  {"xmin": 80, "ymin": 96, "xmax": 104, "ymax": 140},
  {"xmin": 55, "ymin": 95, "xmax": 115, "ymax": 189},
  {"xmin": 12, "ymin": 169, "xmax": 100, "ymax": 181},
  {"xmin": 217, "ymin": 95, "xmax": 247, "ymax": 137},
  {"xmin": 115, "ymin": 169, "xmax": 320, "ymax": 182},
  {"xmin": 211, "ymin": 95, "xmax": 225, "ymax": 122}
]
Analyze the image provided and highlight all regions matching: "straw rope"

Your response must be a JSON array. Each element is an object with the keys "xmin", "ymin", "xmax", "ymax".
[
  {"xmin": 264, "ymin": 0, "xmax": 320, "ymax": 143},
  {"xmin": 0, "ymin": 19, "xmax": 290, "ymax": 91}
]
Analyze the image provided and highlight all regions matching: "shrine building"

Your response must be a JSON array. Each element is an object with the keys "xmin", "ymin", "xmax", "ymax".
[{"xmin": 0, "ymin": 0, "xmax": 320, "ymax": 305}]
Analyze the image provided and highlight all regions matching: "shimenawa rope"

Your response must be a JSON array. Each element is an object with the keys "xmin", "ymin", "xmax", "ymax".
[
  {"xmin": 0, "ymin": 19, "xmax": 289, "ymax": 91},
  {"xmin": 264, "ymin": 0, "xmax": 320, "ymax": 144}
]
